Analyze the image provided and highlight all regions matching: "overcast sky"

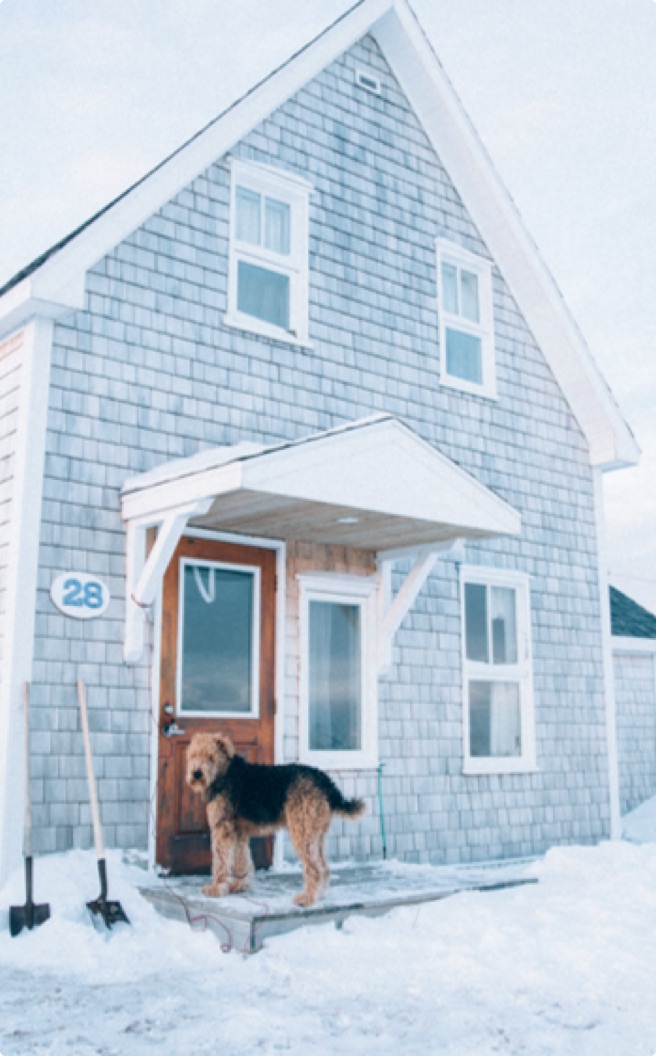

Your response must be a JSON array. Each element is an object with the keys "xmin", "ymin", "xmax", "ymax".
[{"xmin": 1, "ymin": 0, "xmax": 654, "ymax": 610}]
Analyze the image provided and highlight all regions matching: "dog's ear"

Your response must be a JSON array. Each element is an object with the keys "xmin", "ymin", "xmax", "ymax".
[{"xmin": 216, "ymin": 733, "xmax": 235, "ymax": 759}]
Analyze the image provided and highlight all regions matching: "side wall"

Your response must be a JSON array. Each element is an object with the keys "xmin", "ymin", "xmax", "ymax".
[
  {"xmin": 28, "ymin": 35, "xmax": 610, "ymax": 864},
  {"xmin": 614, "ymin": 644, "xmax": 656, "ymax": 815},
  {"xmin": 0, "ymin": 331, "xmax": 23, "ymax": 676}
]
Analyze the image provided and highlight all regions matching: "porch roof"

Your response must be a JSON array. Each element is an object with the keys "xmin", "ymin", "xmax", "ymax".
[{"xmin": 121, "ymin": 414, "xmax": 521, "ymax": 551}]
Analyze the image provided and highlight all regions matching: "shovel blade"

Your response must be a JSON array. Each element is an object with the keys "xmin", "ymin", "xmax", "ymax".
[
  {"xmin": 87, "ymin": 896, "xmax": 130, "ymax": 930},
  {"xmin": 9, "ymin": 900, "xmax": 50, "ymax": 937}
]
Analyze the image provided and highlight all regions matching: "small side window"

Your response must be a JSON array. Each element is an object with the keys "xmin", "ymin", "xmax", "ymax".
[
  {"xmin": 461, "ymin": 567, "xmax": 535, "ymax": 774},
  {"xmin": 437, "ymin": 240, "xmax": 496, "ymax": 398}
]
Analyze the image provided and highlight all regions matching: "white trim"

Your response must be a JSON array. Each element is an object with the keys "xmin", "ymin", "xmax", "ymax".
[
  {"xmin": 355, "ymin": 69, "xmax": 382, "ymax": 94},
  {"xmin": 176, "ymin": 558, "xmax": 261, "ymax": 719},
  {"xmin": 611, "ymin": 636, "xmax": 656, "ymax": 655},
  {"xmin": 0, "ymin": 319, "xmax": 54, "ymax": 884},
  {"xmin": 436, "ymin": 238, "xmax": 496, "ymax": 399},
  {"xmin": 593, "ymin": 470, "xmax": 621, "ymax": 839},
  {"xmin": 298, "ymin": 572, "xmax": 379, "ymax": 770},
  {"xmin": 460, "ymin": 565, "xmax": 536, "ymax": 776}
]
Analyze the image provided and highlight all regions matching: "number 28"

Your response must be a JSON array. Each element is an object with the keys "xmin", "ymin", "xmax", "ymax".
[{"xmin": 62, "ymin": 578, "xmax": 105, "ymax": 610}]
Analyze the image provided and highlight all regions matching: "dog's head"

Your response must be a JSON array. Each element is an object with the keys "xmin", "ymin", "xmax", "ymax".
[{"xmin": 185, "ymin": 732, "xmax": 234, "ymax": 796}]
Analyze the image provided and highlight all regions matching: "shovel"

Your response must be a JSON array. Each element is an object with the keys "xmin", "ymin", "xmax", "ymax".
[
  {"xmin": 10, "ymin": 683, "xmax": 51, "ymax": 936},
  {"xmin": 77, "ymin": 680, "xmax": 130, "ymax": 929}
]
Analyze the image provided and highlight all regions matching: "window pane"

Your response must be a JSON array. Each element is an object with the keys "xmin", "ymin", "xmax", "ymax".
[
  {"xmin": 309, "ymin": 600, "xmax": 361, "ymax": 752},
  {"xmin": 460, "ymin": 269, "xmax": 480, "ymax": 323},
  {"xmin": 445, "ymin": 328, "xmax": 482, "ymax": 384},
  {"xmin": 491, "ymin": 587, "xmax": 518, "ymax": 665},
  {"xmin": 441, "ymin": 262, "xmax": 459, "ymax": 314},
  {"xmin": 237, "ymin": 261, "xmax": 290, "ymax": 329},
  {"xmin": 469, "ymin": 681, "xmax": 521, "ymax": 757},
  {"xmin": 180, "ymin": 565, "xmax": 255, "ymax": 714},
  {"xmin": 465, "ymin": 582, "xmax": 488, "ymax": 663},
  {"xmin": 264, "ymin": 197, "xmax": 290, "ymax": 255},
  {"xmin": 235, "ymin": 187, "xmax": 261, "ymax": 245}
]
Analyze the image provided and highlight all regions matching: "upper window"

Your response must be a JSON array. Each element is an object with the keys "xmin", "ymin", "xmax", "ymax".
[
  {"xmin": 437, "ymin": 239, "xmax": 496, "ymax": 398},
  {"xmin": 299, "ymin": 574, "xmax": 378, "ymax": 770},
  {"xmin": 460, "ymin": 567, "xmax": 535, "ymax": 774},
  {"xmin": 226, "ymin": 159, "xmax": 312, "ymax": 344}
]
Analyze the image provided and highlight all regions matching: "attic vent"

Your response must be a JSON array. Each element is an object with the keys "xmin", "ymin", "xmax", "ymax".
[{"xmin": 356, "ymin": 70, "xmax": 381, "ymax": 95}]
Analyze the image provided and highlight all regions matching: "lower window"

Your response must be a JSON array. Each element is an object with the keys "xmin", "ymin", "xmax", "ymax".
[
  {"xmin": 299, "ymin": 574, "xmax": 378, "ymax": 769},
  {"xmin": 461, "ymin": 567, "xmax": 535, "ymax": 774}
]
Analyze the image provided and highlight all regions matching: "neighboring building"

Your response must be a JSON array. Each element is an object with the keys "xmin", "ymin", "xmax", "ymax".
[
  {"xmin": 611, "ymin": 587, "xmax": 656, "ymax": 816},
  {"xmin": 0, "ymin": 0, "xmax": 641, "ymax": 884}
]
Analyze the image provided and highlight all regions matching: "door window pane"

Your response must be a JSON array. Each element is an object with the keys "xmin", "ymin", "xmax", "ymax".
[
  {"xmin": 235, "ymin": 187, "xmax": 261, "ymax": 245},
  {"xmin": 237, "ymin": 261, "xmax": 290, "ymax": 329},
  {"xmin": 308, "ymin": 600, "xmax": 361, "ymax": 751},
  {"xmin": 469, "ymin": 681, "xmax": 521, "ymax": 757},
  {"xmin": 445, "ymin": 328, "xmax": 482, "ymax": 384},
  {"xmin": 180, "ymin": 564, "xmax": 256, "ymax": 714}
]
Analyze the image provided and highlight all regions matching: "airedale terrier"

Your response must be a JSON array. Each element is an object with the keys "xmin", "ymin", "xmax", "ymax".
[{"xmin": 186, "ymin": 732, "xmax": 365, "ymax": 907}]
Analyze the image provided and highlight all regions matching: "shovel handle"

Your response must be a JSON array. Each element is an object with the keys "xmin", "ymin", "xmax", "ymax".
[
  {"xmin": 77, "ymin": 680, "xmax": 105, "ymax": 859},
  {"xmin": 22, "ymin": 683, "xmax": 32, "ymax": 859}
]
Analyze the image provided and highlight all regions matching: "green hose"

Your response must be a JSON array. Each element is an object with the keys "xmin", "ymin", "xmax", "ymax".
[{"xmin": 377, "ymin": 763, "xmax": 387, "ymax": 860}]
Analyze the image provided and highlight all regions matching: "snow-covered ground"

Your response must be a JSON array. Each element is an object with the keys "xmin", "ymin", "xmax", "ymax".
[{"xmin": 1, "ymin": 805, "xmax": 656, "ymax": 1056}]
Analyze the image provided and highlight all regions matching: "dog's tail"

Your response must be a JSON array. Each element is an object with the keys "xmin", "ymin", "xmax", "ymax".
[{"xmin": 332, "ymin": 792, "xmax": 366, "ymax": 820}]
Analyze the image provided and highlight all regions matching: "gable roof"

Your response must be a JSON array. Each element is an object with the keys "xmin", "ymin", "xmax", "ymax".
[
  {"xmin": 0, "ymin": 0, "xmax": 638, "ymax": 471},
  {"xmin": 610, "ymin": 586, "xmax": 656, "ymax": 640}
]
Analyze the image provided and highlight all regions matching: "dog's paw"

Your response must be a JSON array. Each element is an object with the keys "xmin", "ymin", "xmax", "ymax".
[
  {"xmin": 293, "ymin": 891, "xmax": 318, "ymax": 908},
  {"xmin": 203, "ymin": 881, "xmax": 230, "ymax": 898},
  {"xmin": 228, "ymin": 879, "xmax": 252, "ymax": 894}
]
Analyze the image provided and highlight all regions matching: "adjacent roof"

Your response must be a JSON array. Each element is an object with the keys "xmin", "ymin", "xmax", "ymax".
[
  {"xmin": 610, "ymin": 586, "xmax": 656, "ymax": 640},
  {"xmin": 121, "ymin": 415, "xmax": 521, "ymax": 551},
  {"xmin": 0, "ymin": 0, "xmax": 639, "ymax": 470}
]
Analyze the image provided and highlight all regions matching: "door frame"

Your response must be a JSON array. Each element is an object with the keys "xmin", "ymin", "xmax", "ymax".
[{"xmin": 146, "ymin": 529, "xmax": 286, "ymax": 872}]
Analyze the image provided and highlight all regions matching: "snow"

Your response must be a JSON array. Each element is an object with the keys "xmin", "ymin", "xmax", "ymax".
[{"xmin": 1, "ymin": 837, "xmax": 656, "ymax": 1055}]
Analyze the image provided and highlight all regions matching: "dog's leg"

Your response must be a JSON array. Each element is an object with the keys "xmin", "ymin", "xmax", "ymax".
[
  {"xmin": 229, "ymin": 835, "xmax": 253, "ymax": 893},
  {"xmin": 316, "ymin": 834, "xmax": 330, "ymax": 898},
  {"xmin": 203, "ymin": 813, "xmax": 235, "ymax": 898},
  {"xmin": 287, "ymin": 791, "xmax": 332, "ymax": 907}
]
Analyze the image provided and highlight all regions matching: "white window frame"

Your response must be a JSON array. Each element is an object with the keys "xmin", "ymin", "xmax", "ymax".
[
  {"xmin": 460, "ymin": 566, "xmax": 536, "ymax": 775},
  {"xmin": 298, "ymin": 573, "xmax": 378, "ymax": 770},
  {"xmin": 437, "ymin": 238, "xmax": 496, "ymax": 399},
  {"xmin": 176, "ymin": 557, "xmax": 261, "ymax": 719},
  {"xmin": 225, "ymin": 158, "xmax": 312, "ymax": 346}
]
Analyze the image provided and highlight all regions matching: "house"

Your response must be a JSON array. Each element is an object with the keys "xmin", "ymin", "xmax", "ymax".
[
  {"xmin": 0, "ymin": 0, "xmax": 640, "ymax": 885},
  {"xmin": 611, "ymin": 587, "xmax": 656, "ymax": 817}
]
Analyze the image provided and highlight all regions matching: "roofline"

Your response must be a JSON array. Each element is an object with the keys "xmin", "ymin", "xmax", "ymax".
[{"xmin": 0, "ymin": 0, "xmax": 639, "ymax": 470}]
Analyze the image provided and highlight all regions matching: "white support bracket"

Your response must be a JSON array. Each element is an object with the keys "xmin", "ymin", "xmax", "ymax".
[
  {"xmin": 124, "ymin": 498, "xmax": 213, "ymax": 664},
  {"xmin": 377, "ymin": 539, "xmax": 465, "ymax": 673}
]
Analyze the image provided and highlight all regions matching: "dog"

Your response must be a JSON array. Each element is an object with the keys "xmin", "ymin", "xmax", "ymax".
[{"xmin": 186, "ymin": 732, "xmax": 365, "ymax": 907}]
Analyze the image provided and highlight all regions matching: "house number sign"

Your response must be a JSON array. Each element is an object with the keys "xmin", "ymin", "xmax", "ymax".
[{"xmin": 50, "ymin": 572, "xmax": 111, "ymax": 619}]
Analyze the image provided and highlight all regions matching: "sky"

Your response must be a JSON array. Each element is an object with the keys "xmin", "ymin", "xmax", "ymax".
[{"xmin": 0, "ymin": 0, "xmax": 655, "ymax": 610}]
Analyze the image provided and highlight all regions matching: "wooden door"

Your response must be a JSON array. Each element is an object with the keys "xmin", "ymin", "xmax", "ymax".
[{"xmin": 156, "ymin": 536, "xmax": 276, "ymax": 874}]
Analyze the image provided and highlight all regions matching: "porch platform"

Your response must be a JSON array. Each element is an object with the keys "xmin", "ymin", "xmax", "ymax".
[{"xmin": 139, "ymin": 858, "xmax": 539, "ymax": 954}]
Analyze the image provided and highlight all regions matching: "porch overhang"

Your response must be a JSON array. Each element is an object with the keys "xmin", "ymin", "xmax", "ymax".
[{"xmin": 120, "ymin": 415, "xmax": 521, "ymax": 662}]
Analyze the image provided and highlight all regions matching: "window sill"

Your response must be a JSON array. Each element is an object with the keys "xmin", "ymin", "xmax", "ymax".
[
  {"xmin": 299, "ymin": 750, "xmax": 379, "ymax": 771},
  {"xmin": 441, "ymin": 372, "xmax": 498, "ymax": 400},
  {"xmin": 463, "ymin": 760, "xmax": 538, "ymax": 777},
  {"xmin": 223, "ymin": 312, "xmax": 313, "ymax": 349}
]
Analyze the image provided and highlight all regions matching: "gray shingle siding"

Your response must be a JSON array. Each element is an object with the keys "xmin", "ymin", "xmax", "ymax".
[
  {"xmin": 28, "ymin": 34, "xmax": 610, "ymax": 863},
  {"xmin": 614, "ymin": 650, "xmax": 656, "ymax": 815}
]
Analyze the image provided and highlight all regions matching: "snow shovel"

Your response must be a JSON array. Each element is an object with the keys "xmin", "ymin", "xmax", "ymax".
[
  {"xmin": 77, "ymin": 680, "xmax": 129, "ymax": 929},
  {"xmin": 10, "ymin": 683, "xmax": 51, "ymax": 937}
]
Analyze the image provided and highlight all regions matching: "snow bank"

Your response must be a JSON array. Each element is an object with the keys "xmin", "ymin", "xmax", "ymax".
[
  {"xmin": 623, "ymin": 793, "xmax": 656, "ymax": 844},
  {"xmin": 1, "ymin": 842, "xmax": 656, "ymax": 1055}
]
